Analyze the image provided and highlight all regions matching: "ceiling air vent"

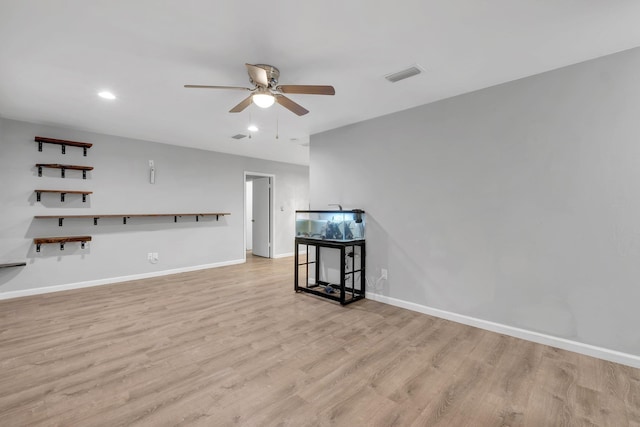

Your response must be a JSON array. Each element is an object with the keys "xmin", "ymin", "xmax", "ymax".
[
  {"xmin": 384, "ymin": 64, "xmax": 423, "ymax": 83},
  {"xmin": 231, "ymin": 134, "xmax": 247, "ymax": 140}
]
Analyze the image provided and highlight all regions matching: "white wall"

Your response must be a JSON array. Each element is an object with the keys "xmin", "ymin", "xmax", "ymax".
[
  {"xmin": 310, "ymin": 46, "xmax": 640, "ymax": 360},
  {"xmin": 0, "ymin": 118, "xmax": 308, "ymax": 296}
]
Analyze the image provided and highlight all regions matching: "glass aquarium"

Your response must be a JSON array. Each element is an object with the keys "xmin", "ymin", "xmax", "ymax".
[{"xmin": 295, "ymin": 210, "xmax": 366, "ymax": 241}]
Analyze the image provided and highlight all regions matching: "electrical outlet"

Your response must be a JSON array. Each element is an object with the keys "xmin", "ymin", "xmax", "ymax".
[
  {"xmin": 381, "ymin": 268, "xmax": 388, "ymax": 280},
  {"xmin": 147, "ymin": 252, "xmax": 153, "ymax": 261}
]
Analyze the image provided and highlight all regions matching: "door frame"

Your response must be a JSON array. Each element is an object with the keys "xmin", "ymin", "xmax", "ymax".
[{"xmin": 244, "ymin": 171, "xmax": 276, "ymax": 261}]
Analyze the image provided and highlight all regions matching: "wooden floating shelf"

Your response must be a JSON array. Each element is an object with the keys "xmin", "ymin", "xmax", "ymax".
[
  {"xmin": 34, "ymin": 236, "xmax": 92, "ymax": 252},
  {"xmin": 35, "ymin": 189, "xmax": 93, "ymax": 202},
  {"xmin": 35, "ymin": 136, "xmax": 93, "ymax": 156},
  {"xmin": 36, "ymin": 164, "xmax": 94, "ymax": 179},
  {"xmin": 34, "ymin": 212, "xmax": 231, "ymax": 226},
  {"xmin": 0, "ymin": 262, "xmax": 27, "ymax": 269}
]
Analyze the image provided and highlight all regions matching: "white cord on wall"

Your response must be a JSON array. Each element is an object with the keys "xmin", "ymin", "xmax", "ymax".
[
  {"xmin": 365, "ymin": 274, "xmax": 385, "ymax": 292},
  {"xmin": 346, "ymin": 250, "xmax": 385, "ymax": 292}
]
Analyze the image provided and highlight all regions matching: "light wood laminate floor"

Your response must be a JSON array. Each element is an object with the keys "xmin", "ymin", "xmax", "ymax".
[{"xmin": 1, "ymin": 255, "xmax": 639, "ymax": 426}]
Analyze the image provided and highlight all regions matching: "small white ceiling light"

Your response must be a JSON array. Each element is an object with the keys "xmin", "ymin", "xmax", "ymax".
[
  {"xmin": 252, "ymin": 92, "xmax": 275, "ymax": 108},
  {"xmin": 98, "ymin": 91, "xmax": 116, "ymax": 100},
  {"xmin": 247, "ymin": 124, "xmax": 259, "ymax": 132}
]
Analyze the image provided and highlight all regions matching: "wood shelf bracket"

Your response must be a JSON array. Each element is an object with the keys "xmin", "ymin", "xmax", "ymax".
[
  {"xmin": 35, "ymin": 136, "xmax": 93, "ymax": 156},
  {"xmin": 36, "ymin": 164, "xmax": 94, "ymax": 179},
  {"xmin": 35, "ymin": 190, "xmax": 92, "ymax": 202},
  {"xmin": 0, "ymin": 262, "xmax": 27, "ymax": 269},
  {"xmin": 34, "ymin": 236, "xmax": 92, "ymax": 252},
  {"xmin": 35, "ymin": 213, "xmax": 230, "ymax": 226}
]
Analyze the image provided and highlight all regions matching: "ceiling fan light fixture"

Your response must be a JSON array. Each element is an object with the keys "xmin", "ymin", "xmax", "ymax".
[{"xmin": 252, "ymin": 93, "xmax": 275, "ymax": 108}]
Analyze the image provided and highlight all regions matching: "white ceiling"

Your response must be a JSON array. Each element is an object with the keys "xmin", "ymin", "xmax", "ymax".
[{"xmin": 2, "ymin": 1, "xmax": 640, "ymax": 165}]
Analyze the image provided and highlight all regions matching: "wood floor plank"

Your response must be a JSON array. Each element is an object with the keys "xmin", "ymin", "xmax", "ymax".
[{"xmin": 1, "ymin": 254, "xmax": 639, "ymax": 426}]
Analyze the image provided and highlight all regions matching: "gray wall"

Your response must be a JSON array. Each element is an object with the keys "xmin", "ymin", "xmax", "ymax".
[
  {"xmin": 311, "ymin": 46, "xmax": 640, "ymax": 356},
  {"xmin": 0, "ymin": 118, "xmax": 308, "ymax": 294}
]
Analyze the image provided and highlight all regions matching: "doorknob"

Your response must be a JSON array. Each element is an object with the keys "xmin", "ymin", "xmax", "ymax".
[{"xmin": 251, "ymin": 219, "xmax": 255, "ymax": 222}]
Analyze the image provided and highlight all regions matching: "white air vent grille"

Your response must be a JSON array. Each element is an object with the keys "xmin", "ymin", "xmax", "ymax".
[
  {"xmin": 232, "ymin": 134, "xmax": 247, "ymax": 139},
  {"xmin": 384, "ymin": 65, "xmax": 423, "ymax": 83}
]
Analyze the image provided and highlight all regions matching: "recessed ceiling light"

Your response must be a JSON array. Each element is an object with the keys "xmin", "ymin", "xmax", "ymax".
[
  {"xmin": 248, "ymin": 124, "xmax": 258, "ymax": 132},
  {"xmin": 98, "ymin": 91, "xmax": 116, "ymax": 100}
]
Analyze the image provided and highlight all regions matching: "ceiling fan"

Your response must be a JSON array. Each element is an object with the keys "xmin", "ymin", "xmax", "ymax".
[{"xmin": 184, "ymin": 63, "xmax": 335, "ymax": 116}]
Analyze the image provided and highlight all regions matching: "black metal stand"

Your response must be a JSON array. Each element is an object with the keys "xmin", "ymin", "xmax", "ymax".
[{"xmin": 294, "ymin": 237, "xmax": 365, "ymax": 305}]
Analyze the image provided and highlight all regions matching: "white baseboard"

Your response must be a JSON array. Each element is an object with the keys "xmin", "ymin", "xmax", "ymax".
[
  {"xmin": 273, "ymin": 250, "xmax": 306, "ymax": 259},
  {"xmin": 273, "ymin": 252, "xmax": 294, "ymax": 259},
  {"xmin": 366, "ymin": 291, "xmax": 640, "ymax": 369},
  {"xmin": 0, "ymin": 259, "xmax": 245, "ymax": 301}
]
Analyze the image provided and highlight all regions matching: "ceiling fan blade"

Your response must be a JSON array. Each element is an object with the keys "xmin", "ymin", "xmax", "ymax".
[
  {"xmin": 276, "ymin": 95, "xmax": 309, "ymax": 116},
  {"xmin": 229, "ymin": 95, "xmax": 253, "ymax": 113},
  {"xmin": 184, "ymin": 85, "xmax": 251, "ymax": 91},
  {"xmin": 277, "ymin": 85, "xmax": 335, "ymax": 95},
  {"xmin": 245, "ymin": 63, "xmax": 269, "ymax": 87}
]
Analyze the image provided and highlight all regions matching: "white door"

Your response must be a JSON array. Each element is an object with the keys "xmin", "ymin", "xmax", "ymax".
[
  {"xmin": 252, "ymin": 177, "xmax": 271, "ymax": 258},
  {"xmin": 245, "ymin": 181, "xmax": 253, "ymax": 250}
]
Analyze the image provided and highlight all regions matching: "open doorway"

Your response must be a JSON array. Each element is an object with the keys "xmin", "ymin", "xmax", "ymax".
[{"xmin": 245, "ymin": 172, "xmax": 275, "ymax": 260}]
